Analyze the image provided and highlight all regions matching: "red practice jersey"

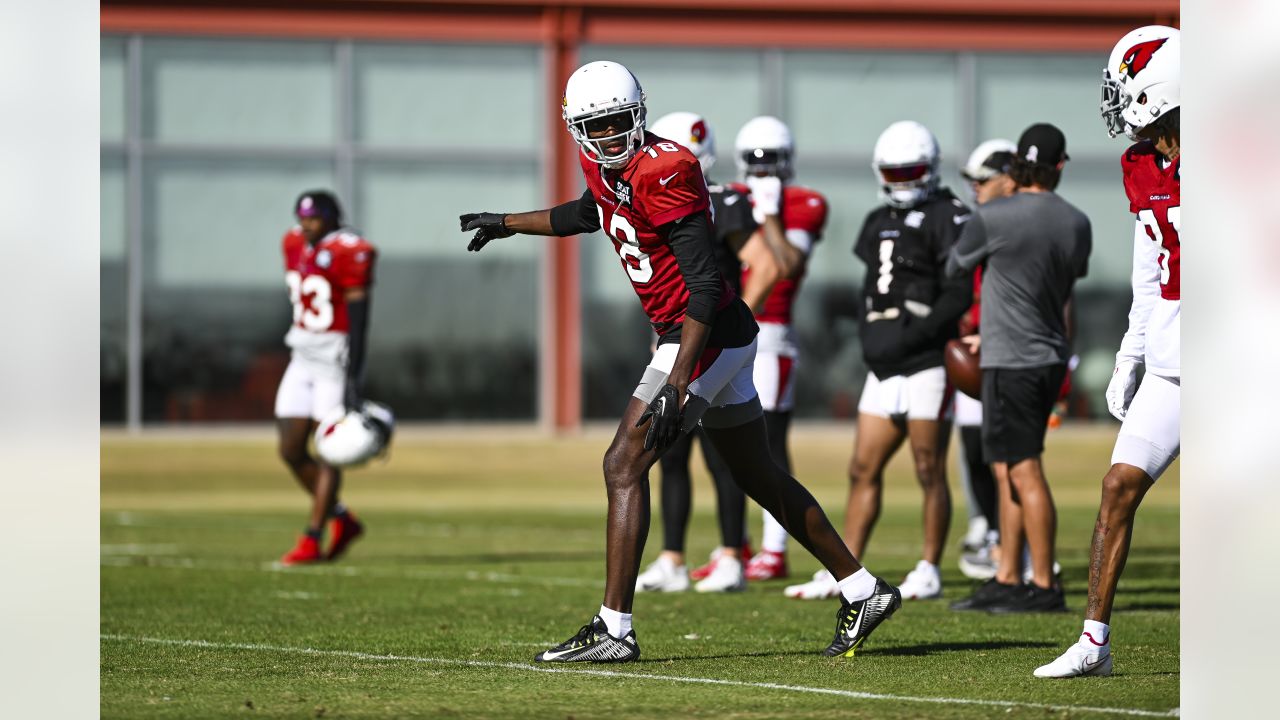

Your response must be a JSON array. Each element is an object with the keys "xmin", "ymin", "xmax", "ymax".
[
  {"xmin": 282, "ymin": 227, "xmax": 376, "ymax": 334},
  {"xmin": 1122, "ymin": 141, "xmax": 1180, "ymax": 300},
  {"xmin": 581, "ymin": 132, "xmax": 734, "ymax": 337},
  {"xmin": 733, "ymin": 184, "xmax": 829, "ymax": 324}
]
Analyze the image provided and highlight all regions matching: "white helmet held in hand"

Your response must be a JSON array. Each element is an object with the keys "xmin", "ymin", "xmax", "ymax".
[
  {"xmin": 734, "ymin": 116, "xmax": 794, "ymax": 180},
  {"xmin": 1101, "ymin": 25, "xmax": 1180, "ymax": 139},
  {"xmin": 650, "ymin": 111, "xmax": 716, "ymax": 176},
  {"xmin": 873, "ymin": 120, "xmax": 940, "ymax": 209},
  {"xmin": 562, "ymin": 61, "xmax": 647, "ymax": 168},
  {"xmin": 315, "ymin": 400, "xmax": 395, "ymax": 468}
]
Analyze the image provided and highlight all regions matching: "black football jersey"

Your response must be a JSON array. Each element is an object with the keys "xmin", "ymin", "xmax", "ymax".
[
  {"xmin": 853, "ymin": 187, "xmax": 973, "ymax": 377},
  {"xmin": 708, "ymin": 183, "xmax": 756, "ymax": 295}
]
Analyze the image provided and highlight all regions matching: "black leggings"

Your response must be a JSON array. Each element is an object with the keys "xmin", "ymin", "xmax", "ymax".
[
  {"xmin": 659, "ymin": 427, "xmax": 746, "ymax": 552},
  {"xmin": 960, "ymin": 424, "xmax": 998, "ymax": 529}
]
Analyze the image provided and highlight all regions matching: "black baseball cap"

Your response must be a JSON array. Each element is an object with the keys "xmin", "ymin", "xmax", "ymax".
[{"xmin": 1016, "ymin": 123, "xmax": 1070, "ymax": 166}]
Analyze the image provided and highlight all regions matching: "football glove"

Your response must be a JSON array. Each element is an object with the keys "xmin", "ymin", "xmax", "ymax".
[
  {"xmin": 636, "ymin": 383, "xmax": 683, "ymax": 452},
  {"xmin": 745, "ymin": 175, "xmax": 782, "ymax": 225},
  {"xmin": 1105, "ymin": 358, "xmax": 1142, "ymax": 421},
  {"xmin": 461, "ymin": 212, "xmax": 514, "ymax": 252}
]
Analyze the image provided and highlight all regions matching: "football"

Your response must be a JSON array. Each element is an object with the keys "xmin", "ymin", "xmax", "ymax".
[{"xmin": 944, "ymin": 338, "xmax": 982, "ymax": 399}]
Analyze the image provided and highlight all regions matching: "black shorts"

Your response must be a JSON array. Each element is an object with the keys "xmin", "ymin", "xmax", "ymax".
[{"xmin": 981, "ymin": 364, "xmax": 1067, "ymax": 465}]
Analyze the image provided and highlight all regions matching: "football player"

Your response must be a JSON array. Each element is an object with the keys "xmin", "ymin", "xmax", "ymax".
[
  {"xmin": 731, "ymin": 116, "xmax": 829, "ymax": 584},
  {"xmin": 274, "ymin": 190, "xmax": 375, "ymax": 565},
  {"xmin": 462, "ymin": 61, "xmax": 900, "ymax": 663},
  {"xmin": 785, "ymin": 121, "xmax": 971, "ymax": 601},
  {"xmin": 633, "ymin": 111, "xmax": 768, "ymax": 594},
  {"xmin": 1036, "ymin": 25, "xmax": 1181, "ymax": 679},
  {"xmin": 954, "ymin": 139, "xmax": 1016, "ymax": 580}
]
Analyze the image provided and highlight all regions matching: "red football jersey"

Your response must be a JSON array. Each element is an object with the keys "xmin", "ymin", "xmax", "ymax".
[
  {"xmin": 1122, "ymin": 141, "xmax": 1180, "ymax": 300},
  {"xmin": 282, "ymin": 227, "xmax": 376, "ymax": 334},
  {"xmin": 581, "ymin": 132, "xmax": 733, "ymax": 336},
  {"xmin": 733, "ymin": 184, "xmax": 829, "ymax": 324}
]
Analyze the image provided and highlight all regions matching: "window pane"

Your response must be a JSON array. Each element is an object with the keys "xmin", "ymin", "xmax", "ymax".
[
  {"xmin": 142, "ymin": 38, "xmax": 335, "ymax": 145},
  {"xmin": 102, "ymin": 36, "xmax": 126, "ymax": 142},
  {"xmin": 354, "ymin": 44, "xmax": 541, "ymax": 149},
  {"xmin": 579, "ymin": 47, "xmax": 766, "ymax": 173},
  {"xmin": 102, "ymin": 155, "xmax": 127, "ymax": 422},
  {"xmin": 142, "ymin": 157, "xmax": 335, "ymax": 422},
  {"xmin": 976, "ymin": 54, "xmax": 1112, "ymax": 157},
  {"xmin": 785, "ymin": 53, "xmax": 960, "ymax": 159},
  {"xmin": 355, "ymin": 160, "xmax": 540, "ymax": 419}
]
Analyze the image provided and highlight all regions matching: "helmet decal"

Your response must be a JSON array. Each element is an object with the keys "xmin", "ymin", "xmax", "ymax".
[
  {"xmin": 1119, "ymin": 38, "xmax": 1168, "ymax": 80},
  {"xmin": 690, "ymin": 119, "xmax": 708, "ymax": 144}
]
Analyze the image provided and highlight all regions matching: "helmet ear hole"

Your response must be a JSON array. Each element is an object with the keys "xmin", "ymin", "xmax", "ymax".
[{"xmin": 1138, "ymin": 91, "xmax": 1148, "ymax": 105}]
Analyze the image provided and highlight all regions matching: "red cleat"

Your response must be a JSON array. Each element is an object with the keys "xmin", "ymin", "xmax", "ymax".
[
  {"xmin": 745, "ymin": 550, "xmax": 789, "ymax": 581},
  {"xmin": 690, "ymin": 543, "xmax": 754, "ymax": 581},
  {"xmin": 326, "ymin": 513, "xmax": 365, "ymax": 561},
  {"xmin": 280, "ymin": 535, "xmax": 323, "ymax": 566}
]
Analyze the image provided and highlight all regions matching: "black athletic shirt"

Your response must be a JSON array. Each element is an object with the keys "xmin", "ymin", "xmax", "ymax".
[
  {"xmin": 707, "ymin": 182, "xmax": 756, "ymax": 295},
  {"xmin": 853, "ymin": 187, "xmax": 974, "ymax": 378}
]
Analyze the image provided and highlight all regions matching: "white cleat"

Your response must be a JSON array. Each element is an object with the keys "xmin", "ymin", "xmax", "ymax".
[
  {"xmin": 897, "ymin": 560, "xmax": 943, "ymax": 600},
  {"xmin": 694, "ymin": 555, "xmax": 746, "ymax": 593},
  {"xmin": 635, "ymin": 556, "xmax": 689, "ymax": 593},
  {"xmin": 1034, "ymin": 642, "xmax": 1113, "ymax": 678},
  {"xmin": 783, "ymin": 569, "xmax": 839, "ymax": 599}
]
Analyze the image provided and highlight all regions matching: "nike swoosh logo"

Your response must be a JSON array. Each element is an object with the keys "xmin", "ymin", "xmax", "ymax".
[
  {"xmin": 659, "ymin": 173, "xmax": 679, "ymax": 186},
  {"xmin": 657, "ymin": 397, "xmax": 667, "ymax": 414},
  {"xmin": 954, "ymin": 214, "xmax": 971, "ymax": 224},
  {"xmin": 539, "ymin": 646, "xmax": 580, "ymax": 661},
  {"xmin": 724, "ymin": 195, "xmax": 739, "ymax": 205},
  {"xmin": 1081, "ymin": 655, "xmax": 1109, "ymax": 673}
]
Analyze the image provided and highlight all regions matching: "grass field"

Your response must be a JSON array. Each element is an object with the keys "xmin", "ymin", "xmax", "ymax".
[{"xmin": 101, "ymin": 424, "xmax": 1179, "ymax": 719}]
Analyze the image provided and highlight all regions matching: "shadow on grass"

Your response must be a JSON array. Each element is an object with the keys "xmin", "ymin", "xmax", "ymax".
[
  {"xmin": 645, "ymin": 639, "xmax": 1059, "ymax": 662},
  {"xmin": 1112, "ymin": 602, "xmax": 1180, "ymax": 612}
]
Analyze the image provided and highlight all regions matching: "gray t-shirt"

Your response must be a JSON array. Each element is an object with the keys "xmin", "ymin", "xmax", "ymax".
[{"xmin": 946, "ymin": 191, "xmax": 1091, "ymax": 369}]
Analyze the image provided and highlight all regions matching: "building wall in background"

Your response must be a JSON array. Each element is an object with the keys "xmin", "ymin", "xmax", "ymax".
[{"xmin": 101, "ymin": 1, "xmax": 1177, "ymax": 425}]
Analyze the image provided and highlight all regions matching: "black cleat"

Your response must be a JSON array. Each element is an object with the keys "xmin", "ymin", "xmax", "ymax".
[
  {"xmin": 534, "ymin": 615, "xmax": 640, "ymax": 663},
  {"xmin": 949, "ymin": 579, "xmax": 1019, "ymax": 611},
  {"xmin": 824, "ymin": 577, "xmax": 902, "ymax": 657},
  {"xmin": 987, "ymin": 582, "xmax": 1067, "ymax": 614}
]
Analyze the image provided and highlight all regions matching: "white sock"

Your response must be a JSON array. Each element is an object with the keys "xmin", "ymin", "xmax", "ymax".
[
  {"xmin": 598, "ymin": 605, "xmax": 631, "ymax": 638},
  {"xmin": 761, "ymin": 511, "xmax": 789, "ymax": 554},
  {"xmin": 1081, "ymin": 619, "xmax": 1111, "ymax": 648},
  {"xmin": 837, "ymin": 568, "xmax": 877, "ymax": 603}
]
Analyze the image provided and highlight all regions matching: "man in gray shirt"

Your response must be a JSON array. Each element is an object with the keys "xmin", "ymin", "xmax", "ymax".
[{"xmin": 945, "ymin": 123, "xmax": 1091, "ymax": 614}]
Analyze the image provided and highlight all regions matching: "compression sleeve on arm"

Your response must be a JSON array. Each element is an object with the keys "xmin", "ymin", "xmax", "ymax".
[
  {"xmin": 346, "ymin": 298, "xmax": 370, "ymax": 386},
  {"xmin": 667, "ymin": 212, "xmax": 722, "ymax": 326},
  {"xmin": 549, "ymin": 190, "xmax": 601, "ymax": 236},
  {"xmin": 1116, "ymin": 219, "xmax": 1160, "ymax": 363}
]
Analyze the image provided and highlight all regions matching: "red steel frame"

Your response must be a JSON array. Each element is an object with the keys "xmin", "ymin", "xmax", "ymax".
[{"xmin": 102, "ymin": 0, "xmax": 1179, "ymax": 432}]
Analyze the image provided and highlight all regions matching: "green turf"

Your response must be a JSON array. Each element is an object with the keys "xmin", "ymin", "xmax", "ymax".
[{"xmin": 101, "ymin": 427, "xmax": 1179, "ymax": 718}]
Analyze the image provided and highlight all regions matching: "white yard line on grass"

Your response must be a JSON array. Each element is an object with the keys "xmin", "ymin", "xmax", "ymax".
[{"xmin": 101, "ymin": 634, "xmax": 1178, "ymax": 718}]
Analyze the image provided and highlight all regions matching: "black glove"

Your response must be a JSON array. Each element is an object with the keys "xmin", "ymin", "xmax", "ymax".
[
  {"xmin": 461, "ymin": 212, "xmax": 514, "ymax": 252},
  {"xmin": 343, "ymin": 380, "xmax": 361, "ymax": 413},
  {"xmin": 635, "ymin": 384, "xmax": 683, "ymax": 452}
]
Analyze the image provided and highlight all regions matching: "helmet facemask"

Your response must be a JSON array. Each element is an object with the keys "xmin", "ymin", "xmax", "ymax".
[
  {"xmin": 566, "ymin": 104, "xmax": 647, "ymax": 169},
  {"xmin": 737, "ymin": 148, "xmax": 793, "ymax": 181},
  {"xmin": 876, "ymin": 162, "xmax": 938, "ymax": 209},
  {"xmin": 1100, "ymin": 69, "xmax": 1131, "ymax": 139}
]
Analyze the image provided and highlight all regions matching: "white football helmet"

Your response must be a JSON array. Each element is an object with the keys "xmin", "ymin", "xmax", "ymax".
[
  {"xmin": 873, "ymin": 120, "xmax": 940, "ymax": 209},
  {"xmin": 562, "ymin": 61, "xmax": 647, "ymax": 168},
  {"xmin": 961, "ymin": 138, "xmax": 1016, "ymax": 183},
  {"xmin": 1101, "ymin": 25, "xmax": 1180, "ymax": 139},
  {"xmin": 650, "ymin": 111, "xmax": 716, "ymax": 176},
  {"xmin": 314, "ymin": 400, "xmax": 395, "ymax": 469},
  {"xmin": 734, "ymin": 116, "xmax": 794, "ymax": 180}
]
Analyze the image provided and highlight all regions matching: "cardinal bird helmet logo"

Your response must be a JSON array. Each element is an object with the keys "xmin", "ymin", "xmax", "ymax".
[{"xmin": 1118, "ymin": 38, "xmax": 1168, "ymax": 80}]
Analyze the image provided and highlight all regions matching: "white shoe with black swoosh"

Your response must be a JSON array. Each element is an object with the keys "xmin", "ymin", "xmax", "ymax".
[
  {"xmin": 823, "ymin": 577, "xmax": 902, "ymax": 657},
  {"xmin": 534, "ymin": 615, "xmax": 640, "ymax": 664},
  {"xmin": 1033, "ymin": 640, "xmax": 1113, "ymax": 678}
]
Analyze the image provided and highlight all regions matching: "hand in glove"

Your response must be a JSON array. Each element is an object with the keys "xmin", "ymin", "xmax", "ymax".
[
  {"xmin": 460, "ymin": 212, "xmax": 514, "ymax": 252},
  {"xmin": 1105, "ymin": 358, "xmax": 1142, "ymax": 421},
  {"xmin": 745, "ymin": 175, "xmax": 782, "ymax": 226}
]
